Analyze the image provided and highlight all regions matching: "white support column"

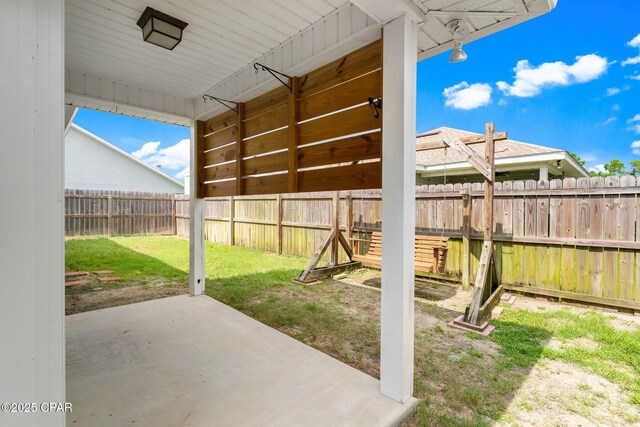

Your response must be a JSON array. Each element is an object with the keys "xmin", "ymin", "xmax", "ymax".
[
  {"xmin": 0, "ymin": 0, "xmax": 65, "ymax": 425},
  {"xmin": 189, "ymin": 121, "xmax": 205, "ymax": 296},
  {"xmin": 380, "ymin": 14, "xmax": 417, "ymax": 403},
  {"xmin": 539, "ymin": 165, "xmax": 549, "ymax": 181}
]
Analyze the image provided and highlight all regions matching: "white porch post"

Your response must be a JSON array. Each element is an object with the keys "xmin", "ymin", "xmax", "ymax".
[
  {"xmin": 0, "ymin": 0, "xmax": 65, "ymax": 425},
  {"xmin": 189, "ymin": 121, "xmax": 205, "ymax": 295},
  {"xmin": 539, "ymin": 165, "xmax": 549, "ymax": 181},
  {"xmin": 380, "ymin": 13, "xmax": 417, "ymax": 403}
]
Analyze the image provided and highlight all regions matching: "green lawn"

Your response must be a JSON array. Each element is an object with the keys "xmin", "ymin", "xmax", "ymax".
[{"xmin": 66, "ymin": 236, "xmax": 640, "ymax": 426}]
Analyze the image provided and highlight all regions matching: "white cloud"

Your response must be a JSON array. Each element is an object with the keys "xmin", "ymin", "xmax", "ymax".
[
  {"xmin": 498, "ymin": 99, "xmax": 507, "ymax": 106},
  {"xmin": 632, "ymin": 141, "xmax": 640, "ymax": 155},
  {"xmin": 602, "ymin": 117, "xmax": 617, "ymax": 126},
  {"xmin": 613, "ymin": 104, "xmax": 621, "ymax": 112},
  {"xmin": 497, "ymin": 54, "xmax": 609, "ymax": 97},
  {"xmin": 628, "ymin": 114, "xmax": 640, "ymax": 134},
  {"xmin": 606, "ymin": 87, "xmax": 621, "ymax": 96},
  {"xmin": 589, "ymin": 164, "xmax": 607, "ymax": 174},
  {"xmin": 628, "ymin": 74, "xmax": 640, "ymax": 80},
  {"xmin": 579, "ymin": 153, "xmax": 597, "ymax": 162},
  {"xmin": 622, "ymin": 33, "xmax": 640, "ymax": 66},
  {"xmin": 175, "ymin": 168, "xmax": 190, "ymax": 179},
  {"xmin": 443, "ymin": 82, "xmax": 492, "ymax": 110},
  {"xmin": 132, "ymin": 141, "xmax": 161, "ymax": 159},
  {"xmin": 131, "ymin": 139, "xmax": 190, "ymax": 178}
]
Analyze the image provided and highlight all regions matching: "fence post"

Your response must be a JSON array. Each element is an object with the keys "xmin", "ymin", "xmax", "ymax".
[
  {"xmin": 331, "ymin": 191, "xmax": 340, "ymax": 265},
  {"xmin": 107, "ymin": 194, "xmax": 113, "ymax": 237},
  {"xmin": 346, "ymin": 192, "xmax": 353, "ymax": 252},
  {"xmin": 276, "ymin": 194, "xmax": 283, "ymax": 254},
  {"xmin": 171, "ymin": 195, "xmax": 177, "ymax": 236},
  {"xmin": 461, "ymin": 189, "xmax": 471, "ymax": 289},
  {"xmin": 228, "ymin": 196, "xmax": 234, "ymax": 246}
]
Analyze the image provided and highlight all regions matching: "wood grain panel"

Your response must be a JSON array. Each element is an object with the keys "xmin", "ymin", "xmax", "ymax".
[
  {"xmin": 298, "ymin": 39, "xmax": 381, "ymax": 98},
  {"xmin": 204, "ymin": 144, "xmax": 236, "ymax": 166},
  {"xmin": 204, "ymin": 179, "xmax": 236, "ymax": 197},
  {"xmin": 243, "ymin": 105, "xmax": 288, "ymax": 138},
  {"xmin": 243, "ymin": 128, "xmax": 289, "ymax": 157},
  {"xmin": 244, "ymin": 86, "xmax": 289, "ymax": 120},
  {"xmin": 244, "ymin": 173, "xmax": 288, "ymax": 195},
  {"xmin": 203, "ymin": 110, "xmax": 236, "ymax": 135},
  {"xmin": 244, "ymin": 151, "xmax": 288, "ymax": 176},
  {"xmin": 204, "ymin": 162, "xmax": 236, "ymax": 182},
  {"xmin": 298, "ymin": 70, "xmax": 381, "ymax": 121},
  {"xmin": 298, "ymin": 161, "xmax": 381, "ymax": 193},
  {"xmin": 298, "ymin": 104, "xmax": 381, "ymax": 146},
  {"xmin": 204, "ymin": 125, "xmax": 236, "ymax": 151},
  {"xmin": 298, "ymin": 132, "xmax": 381, "ymax": 168}
]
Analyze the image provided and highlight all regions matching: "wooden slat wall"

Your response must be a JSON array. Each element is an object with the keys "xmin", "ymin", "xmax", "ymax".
[
  {"xmin": 198, "ymin": 39, "xmax": 383, "ymax": 198},
  {"xmin": 65, "ymin": 189, "xmax": 175, "ymax": 237}
]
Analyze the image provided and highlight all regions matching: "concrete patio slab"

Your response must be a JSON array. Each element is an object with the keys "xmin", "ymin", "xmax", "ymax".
[{"xmin": 66, "ymin": 295, "xmax": 417, "ymax": 427}]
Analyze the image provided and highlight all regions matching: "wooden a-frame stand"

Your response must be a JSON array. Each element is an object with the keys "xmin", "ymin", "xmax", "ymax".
[
  {"xmin": 294, "ymin": 192, "xmax": 360, "ymax": 284},
  {"xmin": 418, "ymin": 122, "xmax": 505, "ymax": 334}
]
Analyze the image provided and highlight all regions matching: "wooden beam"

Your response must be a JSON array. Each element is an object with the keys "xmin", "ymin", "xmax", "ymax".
[
  {"xmin": 416, "ymin": 131, "xmax": 507, "ymax": 151},
  {"xmin": 466, "ymin": 241, "xmax": 492, "ymax": 324},
  {"xmin": 297, "ymin": 230, "xmax": 335, "ymax": 282},
  {"xmin": 346, "ymin": 192, "xmax": 353, "ymax": 254},
  {"xmin": 276, "ymin": 194, "xmax": 283, "ymax": 254},
  {"xmin": 288, "ymin": 76, "xmax": 300, "ymax": 193},
  {"xmin": 235, "ymin": 103, "xmax": 245, "ymax": 195},
  {"xmin": 444, "ymin": 137, "xmax": 492, "ymax": 180},
  {"xmin": 461, "ymin": 189, "xmax": 471, "ymax": 290},
  {"xmin": 228, "ymin": 196, "xmax": 235, "ymax": 246},
  {"xmin": 331, "ymin": 192, "xmax": 340, "ymax": 266},
  {"xmin": 484, "ymin": 122, "xmax": 496, "ymax": 241}
]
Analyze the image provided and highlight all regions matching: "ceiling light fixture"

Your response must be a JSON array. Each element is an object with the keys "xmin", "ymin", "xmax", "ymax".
[
  {"xmin": 137, "ymin": 7, "xmax": 188, "ymax": 51},
  {"xmin": 446, "ymin": 20, "xmax": 469, "ymax": 63}
]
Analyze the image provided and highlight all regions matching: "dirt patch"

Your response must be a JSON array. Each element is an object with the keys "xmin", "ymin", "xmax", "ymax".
[{"xmin": 66, "ymin": 282, "xmax": 187, "ymax": 315}]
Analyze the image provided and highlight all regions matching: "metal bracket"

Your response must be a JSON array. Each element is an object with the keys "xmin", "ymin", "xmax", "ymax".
[
  {"xmin": 368, "ymin": 97, "xmax": 382, "ymax": 119},
  {"xmin": 202, "ymin": 94, "xmax": 238, "ymax": 113},
  {"xmin": 254, "ymin": 63, "xmax": 292, "ymax": 92}
]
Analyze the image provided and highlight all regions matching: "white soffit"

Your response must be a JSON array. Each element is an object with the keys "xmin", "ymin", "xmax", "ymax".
[{"xmin": 65, "ymin": 0, "xmax": 348, "ymax": 99}]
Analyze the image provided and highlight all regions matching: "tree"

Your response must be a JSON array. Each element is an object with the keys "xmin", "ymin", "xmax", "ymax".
[
  {"xmin": 629, "ymin": 160, "xmax": 640, "ymax": 177},
  {"xmin": 568, "ymin": 151, "xmax": 586, "ymax": 166},
  {"xmin": 589, "ymin": 159, "xmax": 628, "ymax": 177}
]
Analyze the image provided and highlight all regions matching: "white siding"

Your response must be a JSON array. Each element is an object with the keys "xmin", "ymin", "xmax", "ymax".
[
  {"xmin": 0, "ymin": 0, "xmax": 65, "ymax": 425},
  {"xmin": 65, "ymin": 127, "xmax": 184, "ymax": 193}
]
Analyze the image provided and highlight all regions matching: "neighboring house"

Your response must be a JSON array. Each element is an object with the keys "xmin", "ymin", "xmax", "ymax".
[
  {"xmin": 65, "ymin": 124, "xmax": 184, "ymax": 193},
  {"xmin": 416, "ymin": 127, "xmax": 589, "ymax": 185}
]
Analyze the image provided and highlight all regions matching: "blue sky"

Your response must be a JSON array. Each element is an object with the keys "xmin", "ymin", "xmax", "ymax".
[{"xmin": 74, "ymin": 0, "xmax": 640, "ymax": 177}]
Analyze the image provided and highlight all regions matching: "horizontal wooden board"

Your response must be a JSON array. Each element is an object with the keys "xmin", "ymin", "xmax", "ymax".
[
  {"xmin": 204, "ymin": 125, "xmax": 236, "ymax": 151},
  {"xmin": 298, "ymin": 132, "xmax": 381, "ymax": 169},
  {"xmin": 298, "ymin": 39, "xmax": 381, "ymax": 98},
  {"xmin": 243, "ymin": 128, "xmax": 289, "ymax": 157},
  {"xmin": 298, "ymin": 70, "xmax": 381, "ymax": 121},
  {"xmin": 416, "ymin": 132, "xmax": 508, "ymax": 151},
  {"xmin": 244, "ymin": 151, "xmax": 288, "ymax": 176},
  {"xmin": 243, "ymin": 173, "xmax": 288, "ymax": 195},
  {"xmin": 244, "ymin": 105, "xmax": 288, "ymax": 139},
  {"xmin": 204, "ymin": 179, "xmax": 236, "ymax": 197},
  {"xmin": 298, "ymin": 161, "xmax": 381, "ymax": 193},
  {"xmin": 204, "ymin": 162, "xmax": 236, "ymax": 182},
  {"xmin": 244, "ymin": 86, "xmax": 289, "ymax": 120},
  {"xmin": 204, "ymin": 144, "xmax": 236, "ymax": 166},
  {"xmin": 203, "ymin": 110, "xmax": 236, "ymax": 136},
  {"xmin": 298, "ymin": 104, "xmax": 381, "ymax": 146}
]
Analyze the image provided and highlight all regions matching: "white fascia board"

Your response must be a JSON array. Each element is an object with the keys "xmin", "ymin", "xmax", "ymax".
[
  {"xmin": 195, "ymin": 3, "xmax": 380, "ymax": 121},
  {"xmin": 417, "ymin": 0, "xmax": 558, "ymax": 61},
  {"xmin": 65, "ymin": 68, "xmax": 194, "ymax": 126},
  {"xmin": 69, "ymin": 124, "xmax": 185, "ymax": 188},
  {"xmin": 417, "ymin": 150, "xmax": 589, "ymax": 178}
]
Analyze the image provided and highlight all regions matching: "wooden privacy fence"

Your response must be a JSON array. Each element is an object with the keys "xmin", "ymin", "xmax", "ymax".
[{"xmin": 65, "ymin": 189, "xmax": 176, "ymax": 236}]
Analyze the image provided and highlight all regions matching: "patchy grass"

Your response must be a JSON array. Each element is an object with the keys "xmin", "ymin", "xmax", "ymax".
[{"xmin": 65, "ymin": 238, "xmax": 640, "ymax": 425}]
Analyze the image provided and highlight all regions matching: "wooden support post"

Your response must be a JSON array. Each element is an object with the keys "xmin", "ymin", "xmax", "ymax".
[
  {"xmin": 171, "ymin": 196, "xmax": 177, "ymax": 236},
  {"xmin": 346, "ymin": 192, "xmax": 353, "ymax": 253},
  {"xmin": 288, "ymin": 77, "xmax": 300, "ymax": 193},
  {"xmin": 461, "ymin": 190, "xmax": 471, "ymax": 290},
  {"xmin": 235, "ymin": 103, "xmax": 245, "ymax": 195},
  {"xmin": 296, "ymin": 230, "xmax": 335, "ymax": 282},
  {"xmin": 331, "ymin": 191, "xmax": 340, "ymax": 266},
  {"xmin": 228, "ymin": 196, "xmax": 235, "ymax": 246},
  {"xmin": 276, "ymin": 194, "xmax": 283, "ymax": 254},
  {"xmin": 484, "ymin": 122, "xmax": 495, "ymax": 241},
  {"xmin": 190, "ymin": 121, "xmax": 205, "ymax": 296},
  {"xmin": 107, "ymin": 194, "xmax": 113, "ymax": 237},
  {"xmin": 467, "ymin": 241, "xmax": 493, "ymax": 324}
]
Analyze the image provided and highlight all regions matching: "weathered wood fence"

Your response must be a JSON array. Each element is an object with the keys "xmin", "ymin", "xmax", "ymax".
[
  {"xmin": 67, "ymin": 177, "xmax": 640, "ymax": 311},
  {"xmin": 65, "ymin": 189, "xmax": 176, "ymax": 236}
]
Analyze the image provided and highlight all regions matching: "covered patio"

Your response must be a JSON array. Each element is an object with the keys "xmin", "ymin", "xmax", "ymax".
[{"xmin": 2, "ymin": 1, "xmax": 557, "ymax": 426}]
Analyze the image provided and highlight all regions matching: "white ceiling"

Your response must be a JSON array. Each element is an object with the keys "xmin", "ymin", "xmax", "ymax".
[{"xmin": 65, "ymin": 0, "xmax": 346, "ymax": 98}]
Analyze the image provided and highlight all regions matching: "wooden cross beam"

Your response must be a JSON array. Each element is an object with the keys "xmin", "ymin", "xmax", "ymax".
[{"xmin": 416, "ymin": 131, "xmax": 507, "ymax": 151}]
